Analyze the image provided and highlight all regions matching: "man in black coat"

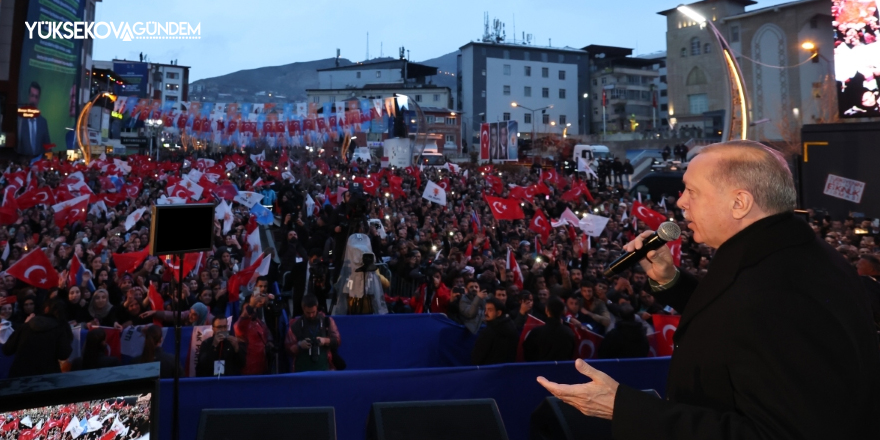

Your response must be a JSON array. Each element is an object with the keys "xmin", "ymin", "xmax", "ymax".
[
  {"xmin": 472, "ymin": 297, "xmax": 518, "ymax": 365},
  {"xmin": 597, "ymin": 304, "xmax": 649, "ymax": 359},
  {"xmin": 524, "ymin": 296, "xmax": 576, "ymax": 362},
  {"xmin": 2, "ymin": 298, "xmax": 73, "ymax": 378},
  {"xmin": 196, "ymin": 316, "xmax": 247, "ymax": 377},
  {"xmin": 538, "ymin": 140, "xmax": 880, "ymax": 439}
]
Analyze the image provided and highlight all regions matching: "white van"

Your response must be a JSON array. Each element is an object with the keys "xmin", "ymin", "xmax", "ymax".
[
  {"xmin": 414, "ymin": 148, "xmax": 446, "ymax": 168},
  {"xmin": 573, "ymin": 144, "xmax": 610, "ymax": 171}
]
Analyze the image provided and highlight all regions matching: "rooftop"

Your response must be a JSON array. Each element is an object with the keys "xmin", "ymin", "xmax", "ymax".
[
  {"xmin": 460, "ymin": 40, "xmax": 587, "ymax": 54},
  {"xmin": 317, "ymin": 59, "xmax": 438, "ymax": 79}
]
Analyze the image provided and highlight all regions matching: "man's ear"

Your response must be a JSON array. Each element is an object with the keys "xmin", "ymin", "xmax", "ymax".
[{"xmin": 730, "ymin": 189, "xmax": 755, "ymax": 220}]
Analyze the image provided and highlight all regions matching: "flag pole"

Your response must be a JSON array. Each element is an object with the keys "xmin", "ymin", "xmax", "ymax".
[{"xmin": 172, "ymin": 255, "xmax": 184, "ymax": 440}]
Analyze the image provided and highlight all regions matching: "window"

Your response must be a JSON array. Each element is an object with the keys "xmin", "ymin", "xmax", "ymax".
[
  {"xmin": 165, "ymin": 83, "xmax": 179, "ymax": 91},
  {"xmin": 426, "ymin": 115, "xmax": 435, "ymax": 124},
  {"xmin": 524, "ymin": 86, "xmax": 532, "ymax": 97},
  {"xmin": 660, "ymin": 75, "xmax": 667, "ymax": 83},
  {"xmin": 731, "ymin": 25, "xmax": 740, "ymax": 42},
  {"xmin": 660, "ymin": 89, "xmax": 667, "ymax": 97},
  {"xmin": 503, "ymin": 50, "xmax": 510, "ymax": 59},
  {"xmin": 524, "ymin": 52, "xmax": 530, "ymax": 61},
  {"xmin": 680, "ymin": 48, "xmax": 687, "ymax": 57},
  {"xmin": 503, "ymin": 85, "xmax": 511, "ymax": 95},
  {"xmin": 690, "ymin": 37, "xmax": 701, "ymax": 55},
  {"xmin": 481, "ymin": 69, "xmax": 486, "ymax": 76},
  {"xmin": 704, "ymin": 43, "xmax": 711, "ymax": 54},
  {"xmin": 542, "ymin": 114, "xmax": 550, "ymax": 124},
  {"xmin": 559, "ymin": 89, "xmax": 566, "ymax": 99},
  {"xmin": 558, "ymin": 54, "xmax": 565, "ymax": 63},
  {"xmin": 481, "ymin": 90, "xmax": 486, "ymax": 98},
  {"xmin": 446, "ymin": 134, "xmax": 456, "ymax": 143},
  {"xmin": 601, "ymin": 77, "xmax": 607, "ymax": 84},
  {"xmin": 356, "ymin": 72, "xmax": 361, "ymax": 78},
  {"xmin": 415, "ymin": 94, "xmax": 422, "ymax": 102},
  {"xmin": 688, "ymin": 94, "xmax": 708, "ymax": 114},
  {"xmin": 542, "ymin": 67, "xmax": 549, "ymax": 78},
  {"xmin": 559, "ymin": 70, "xmax": 566, "ymax": 80},
  {"xmin": 559, "ymin": 115, "xmax": 566, "ymax": 125},
  {"xmin": 165, "ymin": 95, "xmax": 178, "ymax": 102},
  {"xmin": 165, "ymin": 72, "xmax": 178, "ymax": 79},
  {"xmin": 446, "ymin": 117, "xmax": 455, "ymax": 125},
  {"xmin": 503, "ymin": 112, "xmax": 511, "ymax": 121},
  {"xmin": 433, "ymin": 94, "xmax": 440, "ymax": 102},
  {"xmin": 661, "ymin": 118, "xmax": 668, "ymax": 126},
  {"xmin": 542, "ymin": 87, "xmax": 549, "ymax": 98},
  {"xmin": 376, "ymin": 71, "xmax": 381, "ymax": 78},
  {"xmin": 686, "ymin": 67, "xmax": 708, "ymax": 86},
  {"xmin": 524, "ymin": 113, "xmax": 532, "ymax": 123},
  {"xmin": 312, "ymin": 96, "xmax": 320, "ymax": 103},
  {"xmin": 525, "ymin": 66, "xmax": 531, "ymax": 76},
  {"xmin": 661, "ymin": 104, "xmax": 669, "ymax": 111},
  {"xmin": 541, "ymin": 53, "xmax": 548, "ymax": 62},
  {"xmin": 503, "ymin": 64, "xmax": 511, "ymax": 75},
  {"xmin": 593, "ymin": 79, "xmax": 597, "ymax": 85}
]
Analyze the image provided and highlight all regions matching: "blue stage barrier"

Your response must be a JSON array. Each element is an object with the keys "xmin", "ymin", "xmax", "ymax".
[{"xmin": 159, "ymin": 357, "xmax": 671, "ymax": 440}]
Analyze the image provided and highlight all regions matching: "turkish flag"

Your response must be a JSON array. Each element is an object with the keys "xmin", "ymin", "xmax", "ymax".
[
  {"xmin": 632, "ymin": 200, "xmax": 668, "ymax": 230},
  {"xmin": 167, "ymin": 184, "xmax": 195, "ymax": 199},
  {"xmin": 164, "ymin": 253, "xmax": 201, "ymax": 281},
  {"xmin": 16, "ymin": 187, "xmax": 55, "ymax": 209},
  {"xmin": 541, "ymin": 170, "xmax": 564, "ymax": 188},
  {"xmin": 0, "ymin": 187, "xmax": 19, "ymax": 225},
  {"xmin": 560, "ymin": 185, "xmax": 587, "ymax": 203},
  {"xmin": 667, "ymin": 237, "xmax": 682, "ymax": 267},
  {"xmin": 516, "ymin": 315, "xmax": 545, "ymax": 361},
  {"xmin": 507, "ymin": 249, "xmax": 524, "ymax": 290},
  {"xmin": 478, "ymin": 164, "xmax": 494, "ymax": 174},
  {"xmin": 112, "ymin": 247, "xmax": 150, "ymax": 274},
  {"xmin": 227, "ymin": 254, "xmax": 269, "ymax": 302},
  {"xmin": 484, "ymin": 175, "xmax": 504, "ymax": 195},
  {"xmin": 123, "ymin": 184, "xmax": 140, "ymax": 199},
  {"xmin": 353, "ymin": 176, "xmax": 379, "ymax": 196},
  {"xmin": 53, "ymin": 195, "xmax": 89, "ymax": 228},
  {"xmin": 651, "ymin": 314, "xmax": 681, "ymax": 357},
  {"xmin": 147, "ymin": 283, "xmax": 165, "ymax": 326},
  {"xmin": 213, "ymin": 183, "xmax": 239, "ymax": 201},
  {"xmin": 480, "ymin": 123, "xmax": 490, "ymax": 160},
  {"xmin": 509, "ymin": 185, "xmax": 533, "ymax": 202},
  {"xmin": 93, "ymin": 193, "xmax": 126, "ymax": 207},
  {"xmin": 436, "ymin": 178, "xmax": 451, "ymax": 192},
  {"xmin": 484, "ymin": 195, "xmax": 525, "ymax": 221},
  {"xmin": 7, "ymin": 248, "xmax": 59, "ymax": 289},
  {"xmin": 529, "ymin": 209, "xmax": 552, "ymax": 241},
  {"xmin": 572, "ymin": 325, "xmax": 605, "ymax": 359}
]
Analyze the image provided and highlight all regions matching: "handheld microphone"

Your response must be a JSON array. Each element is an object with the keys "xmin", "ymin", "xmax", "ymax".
[{"xmin": 603, "ymin": 222, "xmax": 681, "ymax": 277}]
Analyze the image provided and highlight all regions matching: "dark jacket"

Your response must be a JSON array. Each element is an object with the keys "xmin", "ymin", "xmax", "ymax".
[
  {"xmin": 2, "ymin": 316, "xmax": 73, "ymax": 378},
  {"xmin": 597, "ymin": 320, "xmax": 649, "ymax": 359},
  {"xmin": 613, "ymin": 212, "xmax": 880, "ymax": 440},
  {"xmin": 471, "ymin": 315, "xmax": 518, "ymax": 365},
  {"xmin": 195, "ymin": 336, "xmax": 247, "ymax": 377},
  {"xmin": 523, "ymin": 320, "xmax": 576, "ymax": 362},
  {"xmin": 70, "ymin": 354, "xmax": 121, "ymax": 371}
]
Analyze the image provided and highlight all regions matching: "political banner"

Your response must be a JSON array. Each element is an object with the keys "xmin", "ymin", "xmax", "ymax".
[
  {"xmin": 507, "ymin": 121, "xmax": 519, "ymax": 161},
  {"xmin": 823, "ymin": 174, "xmax": 865, "ymax": 203},
  {"xmin": 17, "ymin": 0, "xmax": 87, "ymax": 154},
  {"xmin": 480, "ymin": 123, "xmax": 490, "ymax": 160},
  {"xmin": 187, "ymin": 325, "xmax": 213, "ymax": 378}
]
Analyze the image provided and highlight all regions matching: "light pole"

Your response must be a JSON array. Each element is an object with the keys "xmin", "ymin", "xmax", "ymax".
[
  {"xmin": 76, "ymin": 92, "xmax": 116, "ymax": 164},
  {"xmin": 511, "ymin": 102, "xmax": 553, "ymax": 148},
  {"xmin": 581, "ymin": 93, "xmax": 588, "ymax": 136},
  {"xmin": 145, "ymin": 118, "xmax": 164, "ymax": 160},
  {"xmin": 677, "ymin": 5, "xmax": 749, "ymax": 141}
]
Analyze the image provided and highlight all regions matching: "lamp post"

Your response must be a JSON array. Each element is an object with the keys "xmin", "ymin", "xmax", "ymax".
[
  {"xmin": 145, "ymin": 118, "xmax": 164, "ymax": 160},
  {"xmin": 581, "ymin": 93, "xmax": 588, "ymax": 136},
  {"xmin": 511, "ymin": 102, "xmax": 553, "ymax": 148},
  {"xmin": 76, "ymin": 92, "xmax": 116, "ymax": 164},
  {"xmin": 677, "ymin": 5, "xmax": 749, "ymax": 141}
]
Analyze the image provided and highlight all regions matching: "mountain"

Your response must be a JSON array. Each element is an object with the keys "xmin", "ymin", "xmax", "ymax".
[{"xmin": 189, "ymin": 51, "xmax": 459, "ymax": 103}]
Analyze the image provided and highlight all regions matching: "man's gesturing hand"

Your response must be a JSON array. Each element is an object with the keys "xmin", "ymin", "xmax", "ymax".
[{"xmin": 537, "ymin": 359, "xmax": 619, "ymax": 420}]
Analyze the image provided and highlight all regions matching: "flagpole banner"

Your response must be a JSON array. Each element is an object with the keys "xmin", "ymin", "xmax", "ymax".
[
  {"xmin": 480, "ymin": 123, "xmax": 490, "ymax": 160},
  {"xmin": 507, "ymin": 121, "xmax": 519, "ymax": 161},
  {"xmin": 17, "ymin": 0, "xmax": 88, "ymax": 155}
]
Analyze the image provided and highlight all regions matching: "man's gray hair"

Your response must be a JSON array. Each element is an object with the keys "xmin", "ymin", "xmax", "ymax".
[{"xmin": 699, "ymin": 140, "xmax": 797, "ymax": 214}]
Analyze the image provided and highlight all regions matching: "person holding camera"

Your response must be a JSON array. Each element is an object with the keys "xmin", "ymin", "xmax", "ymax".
[
  {"xmin": 196, "ymin": 316, "xmax": 246, "ymax": 377},
  {"xmin": 459, "ymin": 279, "xmax": 488, "ymax": 334},
  {"xmin": 285, "ymin": 294, "xmax": 341, "ymax": 372},
  {"xmin": 233, "ymin": 282, "xmax": 273, "ymax": 375}
]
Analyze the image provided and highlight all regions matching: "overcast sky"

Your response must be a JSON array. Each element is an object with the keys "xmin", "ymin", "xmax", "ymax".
[{"xmin": 93, "ymin": 0, "xmax": 801, "ymax": 82}]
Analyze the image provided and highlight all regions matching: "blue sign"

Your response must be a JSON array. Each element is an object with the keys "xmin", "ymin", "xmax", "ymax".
[{"xmin": 113, "ymin": 62, "xmax": 150, "ymax": 97}]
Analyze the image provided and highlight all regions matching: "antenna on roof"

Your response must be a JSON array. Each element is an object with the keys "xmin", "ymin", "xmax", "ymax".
[{"xmin": 366, "ymin": 32, "xmax": 370, "ymax": 61}]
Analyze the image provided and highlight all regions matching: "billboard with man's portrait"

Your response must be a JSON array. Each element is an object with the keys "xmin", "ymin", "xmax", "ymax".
[{"xmin": 17, "ymin": 0, "xmax": 87, "ymax": 155}]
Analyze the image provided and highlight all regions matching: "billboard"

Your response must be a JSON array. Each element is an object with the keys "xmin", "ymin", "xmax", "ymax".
[
  {"xmin": 834, "ymin": 0, "xmax": 880, "ymax": 117},
  {"xmin": 480, "ymin": 122, "xmax": 518, "ymax": 161},
  {"xmin": 16, "ymin": 0, "xmax": 87, "ymax": 155},
  {"xmin": 114, "ymin": 62, "xmax": 150, "ymax": 97}
]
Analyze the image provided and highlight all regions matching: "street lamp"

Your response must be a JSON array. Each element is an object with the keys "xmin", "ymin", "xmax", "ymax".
[
  {"xmin": 145, "ymin": 118, "xmax": 164, "ymax": 160},
  {"xmin": 676, "ymin": 4, "xmax": 749, "ymax": 141},
  {"xmin": 511, "ymin": 102, "xmax": 553, "ymax": 146}
]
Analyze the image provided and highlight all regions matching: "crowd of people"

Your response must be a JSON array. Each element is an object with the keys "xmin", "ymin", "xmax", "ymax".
[
  {"xmin": 0, "ymin": 394, "xmax": 151, "ymax": 440},
  {"xmin": 0, "ymin": 143, "xmax": 877, "ymax": 382}
]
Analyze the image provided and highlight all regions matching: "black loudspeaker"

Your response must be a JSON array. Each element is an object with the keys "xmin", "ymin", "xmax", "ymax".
[
  {"xmin": 149, "ymin": 203, "xmax": 215, "ymax": 255},
  {"xmin": 530, "ymin": 391, "xmax": 660, "ymax": 440},
  {"xmin": 367, "ymin": 399, "xmax": 508, "ymax": 440},
  {"xmin": 197, "ymin": 407, "xmax": 336, "ymax": 440}
]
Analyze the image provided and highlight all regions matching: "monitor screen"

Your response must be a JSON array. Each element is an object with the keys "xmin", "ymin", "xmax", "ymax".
[
  {"xmin": 150, "ymin": 204, "xmax": 215, "ymax": 255},
  {"xmin": 0, "ymin": 393, "xmax": 153, "ymax": 439},
  {"xmin": 833, "ymin": 0, "xmax": 880, "ymax": 118}
]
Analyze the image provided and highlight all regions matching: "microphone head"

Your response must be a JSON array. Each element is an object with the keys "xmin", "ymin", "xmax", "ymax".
[{"xmin": 657, "ymin": 222, "xmax": 681, "ymax": 241}]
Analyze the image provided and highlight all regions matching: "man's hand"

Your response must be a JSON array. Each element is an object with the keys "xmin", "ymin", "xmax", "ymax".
[
  {"xmin": 537, "ymin": 359, "xmax": 619, "ymax": 420},
  {"xmin": 298, "ymin": 339, "xmax": 312, "ymax": 350},
  {"xmin": 477, "ymin": 289, "xmax": 489, "ymax": 300},
  {"xmin": 315, "ymin": 337, "xmax": 330, "ymax": 346},
  {"xmin": 622, "ymin": 230, "xmax": 676, "ymax": 285}
]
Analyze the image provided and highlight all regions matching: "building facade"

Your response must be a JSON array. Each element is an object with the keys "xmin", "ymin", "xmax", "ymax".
[
  {"xmin": 421, "ymin": 106, "xmax": 461, "ymax": 153},
  {"xmin": 637, "ymin": 51, "xmax": 670, "ymax": 128},
  {"xmin": 586, "ymin": 45, "xmax": 661, "ymax": 134},
  {"xmin": 457, "ymin": 41, "xmax": 590, "ymax": 146},
  {"xmin": 660, "ymin": 0, "xmax": 834, "ymax": 141}
]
